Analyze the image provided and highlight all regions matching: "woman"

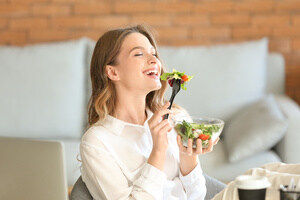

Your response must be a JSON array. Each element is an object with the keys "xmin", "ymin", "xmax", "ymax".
[{"xmin": 80, "ymin": 24, "xmax": 219, "ymax": 200}]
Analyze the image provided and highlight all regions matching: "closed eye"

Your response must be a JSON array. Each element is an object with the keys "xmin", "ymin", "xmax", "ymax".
[{"xmin": 134, "ymin": 53, "xmax": 143, "ymax": 56}]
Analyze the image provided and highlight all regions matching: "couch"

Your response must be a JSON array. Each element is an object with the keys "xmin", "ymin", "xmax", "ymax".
[
  {"xmin": 70, "ymin": 174, "xmax": 226, "ymax": 200},
  {"xmin": 1, "ymin": 37, "xmax": 299, "ymax": 186}
]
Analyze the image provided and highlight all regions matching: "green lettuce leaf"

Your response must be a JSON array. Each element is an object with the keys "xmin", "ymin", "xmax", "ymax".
[{"xmin": 160, "ymin": 69, "xmax": 194, "ymax": 90}]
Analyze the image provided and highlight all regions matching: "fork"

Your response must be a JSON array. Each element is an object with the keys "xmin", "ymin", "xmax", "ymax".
[{"xmin": 164, "ymin": 79, "xmax": 181, "ymax": 119}]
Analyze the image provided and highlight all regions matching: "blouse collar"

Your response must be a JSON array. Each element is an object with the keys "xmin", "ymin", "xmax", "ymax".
[{"xmin": 98, "ymin": 109, "xmax": 153, "ymax": 136}]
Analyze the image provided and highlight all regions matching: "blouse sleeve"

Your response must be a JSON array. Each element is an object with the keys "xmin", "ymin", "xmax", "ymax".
[
  {"xmin": 179, "ymin": 162, "xmax": 207, "ymax": 200},
  {"xmin": 80, "ymin": 141, "xmax": 167, "ymax": 200},
  {"xmin": 172, "ymin": 107, "xmax": 207, "ymax": 199}
]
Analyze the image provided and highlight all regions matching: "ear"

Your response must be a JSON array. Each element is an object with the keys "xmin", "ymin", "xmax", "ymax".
[{"xmin": 106, "ymin": 65, "xmax": 120, "ymax": 81}]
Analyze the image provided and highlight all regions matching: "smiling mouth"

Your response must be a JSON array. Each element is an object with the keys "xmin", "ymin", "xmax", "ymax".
[
  {"xmin": 145, "ymin": 70, "xmax": 159, "ymax": 76},
  {"xmin": 143, "ymin": 70, "xmax": 160, "ymax": 80}
]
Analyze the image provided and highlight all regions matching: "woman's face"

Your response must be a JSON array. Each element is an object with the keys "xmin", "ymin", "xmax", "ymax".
[{"xmin": 108, "ymin": 32, "xmax": 162, "ymax": 94}]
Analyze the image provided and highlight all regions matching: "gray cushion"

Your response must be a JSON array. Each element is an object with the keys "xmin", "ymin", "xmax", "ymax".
[
  {"xmin": 70, "ymin": 175, "xmax": 226, "ymax": 200},
  {"xmin": 159, "ymin": 38, "xmax": 268, "ymax": 122},
  {"xmin": 0, "ymin": 38, "xmax": 88, "ymax": 139},
  {"xmin": 224, "ymin": 94, "xmax": 288, "ymax": 162},
  {"xmin": 70, "ymin": 176, "xmax": 93, "ymax": 200},
  {"xmin": 204, "ymin": 174, "xmax": 226, "ymax": 200}
]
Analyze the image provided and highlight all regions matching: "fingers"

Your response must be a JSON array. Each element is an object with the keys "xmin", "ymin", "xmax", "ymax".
[
  {"xmin": 177, "ymin": 136, "xmax": 194, "ymax": 156},
  {"xmin": 158, "ymin": 123, "xmax": 172, "ymax": 136},
  {"xmin": 177, "ymin": 135, "xmax": 185, "ymax": 152},
  {"xmin": 201, "ymin": 137, "xmax": 219, "ymax": 154},
  {"xmin": 148, "ymin": 102, "xmax": 172, "ymax": 127},
  {"xmin": 202, "ymin": 139, "xmax": 214, "ymax": 154},
  {"xmin": 177, "ymin": 135, "xmax": 183, "ymax": 149},
  {"xmin": 153, "ymin": 119, "xmax": 169, "ymax": 131},
  {"xmin": 195, "ymin": 139, "xmax": 203, "ymax": 154},
  {"xmin": 213, "ymin": 137, "xmax": 220, "ymax": 145},
  {"xmin": 202, "ymin": 137, "xmax": 219, "ymax": 154},
  {"xmin": 186, "ymin": 139, "xmax": 193, "ymax": 156},
  {"xmin": 177, "ymin": 136, "xmax": 219, "ymax": 156},
  {"xmin": 163, "ymin": 101, "xmax": 170, "ymax": 109}
]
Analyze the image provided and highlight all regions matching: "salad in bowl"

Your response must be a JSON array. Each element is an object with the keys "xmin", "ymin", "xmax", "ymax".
[
  {"xmin": 174, "ymin": 117, "xmax": 224, "ymax": 148},
  {"xmin": 161, "ymin": 69, "xmax": 225, "ymax": 148}
]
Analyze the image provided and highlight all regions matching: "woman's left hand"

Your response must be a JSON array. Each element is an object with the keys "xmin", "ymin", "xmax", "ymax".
[{"xmin": 177, "ymin": 136, "xmax": 220, "ymax": 156}]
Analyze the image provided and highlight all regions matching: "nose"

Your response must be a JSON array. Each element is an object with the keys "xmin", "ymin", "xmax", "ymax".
[{"xmin": 148, "ymin": 53, "xmax": 158, "ymax": 65}]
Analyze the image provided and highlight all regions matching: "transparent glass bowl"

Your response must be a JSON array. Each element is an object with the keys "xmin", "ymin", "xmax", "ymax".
[{"xmin": 173, "ymin": 117, "xmax": 224, "ymax": 148}]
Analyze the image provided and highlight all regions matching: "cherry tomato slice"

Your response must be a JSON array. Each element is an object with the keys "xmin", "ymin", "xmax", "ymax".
[
  {"xmin": 199, "ymin": 134, "xmax": 209, "ymax": 140},
  {"xmin": 181, "ymin": 74, "xmax": 189, "ymax": 82}
]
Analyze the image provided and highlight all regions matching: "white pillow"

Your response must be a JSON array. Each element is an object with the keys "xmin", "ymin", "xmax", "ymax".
[
  {"xmin": 224, "ymin": 95, "xmax": 288, "ymax": 162},
  {"xmin": 0, "ymin": 38, "xmax": 89, "ymax": 139},
  {"xmin": 159, "ymin": 38, "xmax": 268, "ymax": 122}
]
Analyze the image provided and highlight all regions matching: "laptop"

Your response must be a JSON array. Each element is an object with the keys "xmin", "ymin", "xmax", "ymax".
[{"xmin": 0, "ymin": 137, "xmax": 68, "ymax": 200}]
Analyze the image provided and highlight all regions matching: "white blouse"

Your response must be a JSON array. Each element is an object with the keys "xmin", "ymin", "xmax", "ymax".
[{"xmin": 80, "ymin": 109, "xmax": 206, "ymax": 200}]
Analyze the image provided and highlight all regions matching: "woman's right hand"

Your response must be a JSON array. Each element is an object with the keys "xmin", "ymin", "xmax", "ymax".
[{"xmin": 148, "ymin": 102, "xmax": 173, "ymax": 153}]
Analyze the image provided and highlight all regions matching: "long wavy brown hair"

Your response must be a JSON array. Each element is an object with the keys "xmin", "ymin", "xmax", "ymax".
[{"xmin": 88, "ymin": 24, "xmax": 168, "ymax": 126}]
